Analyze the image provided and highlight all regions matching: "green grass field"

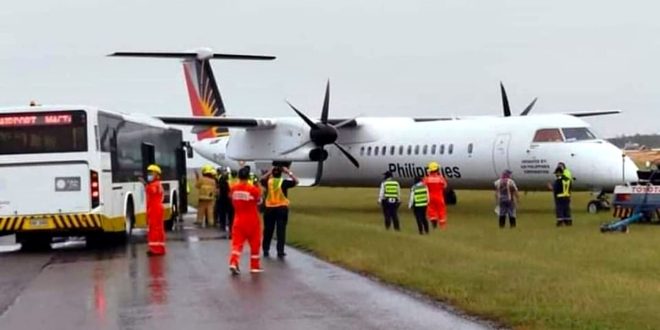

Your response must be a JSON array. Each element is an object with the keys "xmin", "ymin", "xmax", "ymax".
[{"xmin": 281, "ymin": 188, "xmax": 660, "ymax": 330}]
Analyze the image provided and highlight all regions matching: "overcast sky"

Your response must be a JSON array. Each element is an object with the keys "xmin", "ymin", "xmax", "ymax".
[{"xmin": 1, "ymin": 0, "xmax": 658, "ymax": 140}]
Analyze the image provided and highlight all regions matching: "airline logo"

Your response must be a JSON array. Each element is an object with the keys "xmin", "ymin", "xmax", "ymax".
[
  {"xmin": 388, "ymin": 163, "xmax": 462, "ymax": 179},
  {"xmin": 183, "ymin": 61, "xmax": 229, "ymax": 140}
]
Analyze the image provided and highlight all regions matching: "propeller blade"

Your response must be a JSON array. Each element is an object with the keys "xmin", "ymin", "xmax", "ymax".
[
  {"xmin": 333, "ymin": 143, "xmax": 360, "ymax": 168},
  {"xmin": 333, "ymin": 115, "xmax": 361, "ymax": 129},
  {"xmin": 286, "ymin": 101, "xmax": 319, "ymax": 129},
  {"xmin": 520, "ymin": 97, "xmax": 538, "ymax": 116},
  {"xmin": 313, "ymin": 156, "xmax": 324, "ymax": 186},
  {"xmin": 321, "ymin": 80, "xmax": 330, "ymax": 124},
  {"xmin": 500, "ymin": 82, "xmax": 511, "ymax": 117},
  {"xmin": 279, "ymin": 140, "xmax": 312, "ymax": 155}
]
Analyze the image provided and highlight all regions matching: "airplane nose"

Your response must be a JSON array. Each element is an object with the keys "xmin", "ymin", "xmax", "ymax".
[{"xmin": 623, "ymin": 155, "xmax": 639, "ymax": 183}]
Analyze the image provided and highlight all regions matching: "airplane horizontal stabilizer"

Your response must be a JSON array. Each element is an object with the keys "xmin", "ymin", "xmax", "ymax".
[
  {"xmin": 109, "ymin": 52, "xmax": 275, "ymax": 61},
  {"xmin": 158, "ymin": 116, "xmax": 268, "ymax": 128},
  {"xmin": 567, "ymin": 110, "xmax": 621, "ymax": 117}
]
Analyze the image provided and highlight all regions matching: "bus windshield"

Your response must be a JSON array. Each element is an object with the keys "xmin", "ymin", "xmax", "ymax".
[{"xmin": 0, "ymin": 110, "xmax": 88, "ymax": 155}]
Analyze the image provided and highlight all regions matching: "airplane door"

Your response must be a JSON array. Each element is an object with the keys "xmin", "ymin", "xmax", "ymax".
[{"xmin": 492, "ymin": 134, "xmax": 511, "ymax": 176}]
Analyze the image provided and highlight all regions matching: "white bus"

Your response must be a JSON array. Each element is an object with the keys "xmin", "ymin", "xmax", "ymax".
[{"xmin": 0, "ymin": 105, "xmax": 190, "ymax": 249}]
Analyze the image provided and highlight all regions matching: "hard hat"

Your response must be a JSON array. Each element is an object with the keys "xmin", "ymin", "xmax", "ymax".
[
  {"xmin": 201, "ymin": 165, "xmax": 214, "ymax": 175},
  {"xmin": 427, "ymin": 161, "xmax": 440, "ymax": 172},
  {"xmin": 147, "ymin": 164, "xmax": 161, "ymax": 174}
]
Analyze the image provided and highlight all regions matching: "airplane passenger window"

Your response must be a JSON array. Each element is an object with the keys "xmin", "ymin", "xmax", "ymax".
[
  {"xmin": 360, "ymin": 146, "xmax": 365, "ymax": 156},
  {"xmin": 423, "ymin": 145, "xmax": 428, "ymax": 155},
  {"xmin": 533, "ymin": 129, "xmax": 564, "ymax": 142},
  {"xmin": 468, "ymin": 143, "xmax": 473, "ymax": 154},
  {"xmin": 448, "ymin": 144, "xmax": 454, "ymax": 155},
  {"xmin": 562, "ymin": 127, "xmax": 597, "ymax": 142},
  {"xmin": 381, "ymin": 146, "xmax": 387, "ymax": 155},
  {"xmin": 374, "ymin": 146, "xmax": 379, "ymax": 156},
  {"xmin": 440, "ymin": 145, "xmax": 445, "ymax": 155},
  {"xmin": 399, "ymin": 146, "xmax": 404, "ymax": 155},
  {"xmin": 390, "ymin": 146, "xmax": 395, "ymax": 155},
  {"xmin": 414, "ymin": 145, "xmax": 420, "ymax": 155},
  {"xmin": 367, "ymin": 146, "xmax": 372, "ymax": 156},
  {"xmin": 431, "ymin": 145, "xmax": 436, "ymax": 154},
  {"xmin": 407, "ymin": 145, "xmax": 412, "ymax": 155}
]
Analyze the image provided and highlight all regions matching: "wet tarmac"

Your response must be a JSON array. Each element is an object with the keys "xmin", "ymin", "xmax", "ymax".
[{"xmin": 0, "ymin": 221, "xmax": 490, "ymax": 330}]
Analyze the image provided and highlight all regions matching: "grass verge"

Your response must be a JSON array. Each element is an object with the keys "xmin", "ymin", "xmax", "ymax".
[{"xmin": 286, "ymin": 188, "xmax": 660, "ymax": 330}]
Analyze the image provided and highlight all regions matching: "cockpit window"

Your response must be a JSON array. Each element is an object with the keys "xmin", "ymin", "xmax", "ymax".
[
  {"xmin": 562, "ymin": 127, "xmax": 596, "ymax": 142},
  {"xmin": 533, "ymin": 128, "xmax": 564, "ymax": 143}
]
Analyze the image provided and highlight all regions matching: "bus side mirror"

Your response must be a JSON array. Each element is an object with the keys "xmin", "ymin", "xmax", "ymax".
[{"xmin": 183, "ymin": 141, "xmax": 194, "ymax": 159}]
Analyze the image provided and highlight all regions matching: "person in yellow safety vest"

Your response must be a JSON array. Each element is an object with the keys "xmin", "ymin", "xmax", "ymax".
[
  {"xmin": 260, "ymin": 166, "xmax": 299, "ymax": 258},
  {"xmin": 378, "ymin": 171, "xmax": 401, "ymax": 231},
  {"xmin": 408, "ymin": 176, "xmax": 429, "ymax": 235},
  {"xmin": 195, "ymin": 166, "xmax": 218, "ymax": 227},
  {"xmin": 552, "ymin": 166, "xmax": 573, "ymax": 227}
]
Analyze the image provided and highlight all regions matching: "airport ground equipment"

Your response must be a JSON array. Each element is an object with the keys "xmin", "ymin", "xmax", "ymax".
[{"xmin": 600, "ymin": 170, "xmax": 660, "ymax": 233}]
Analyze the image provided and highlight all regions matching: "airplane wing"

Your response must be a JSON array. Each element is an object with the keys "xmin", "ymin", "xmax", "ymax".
[
  {"xmin": 566, "ymin": 110, "xmax": 621, "ymax": 117},
  {"xmin": 157, "ymin": 116, "xmax": 274, "ymax": 128},
  {"xmin": 157, "ymin": 116, "xmax": 359, "ymax": 129}
]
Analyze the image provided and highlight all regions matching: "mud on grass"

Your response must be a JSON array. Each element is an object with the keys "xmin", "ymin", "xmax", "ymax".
[{"xmin": 286, "ymin": 188, "xmax": 660, "ymax": 330}]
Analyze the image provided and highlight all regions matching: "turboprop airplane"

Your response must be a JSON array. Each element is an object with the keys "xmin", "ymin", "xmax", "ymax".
[{"xmin": 110, "ymin": 49, "xmax": 639, "ymax": 207}]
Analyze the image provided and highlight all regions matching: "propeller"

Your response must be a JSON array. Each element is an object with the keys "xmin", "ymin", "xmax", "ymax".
[
  {"xmin": 500, "ymin": 82, "xmax": 538, "ymax": 117},
  {"xmin": 284, "ymin": 81, "xmax": 360, "ymax": 184}
]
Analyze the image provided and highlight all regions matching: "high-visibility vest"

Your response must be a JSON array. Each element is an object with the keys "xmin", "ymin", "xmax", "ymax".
[
  {"xmin": 265, "ymin": 177, "xmax": 289, "ymax": 207},
  {"xmin": 383, "ymin": 180, "xmax": 400, "ymax": 199},
  {"xmin": 412, "ymin": 184, "xmax": 428, "ymax": 207},
  {"xmin": 556, "ymin": 178, "xmax": 571, "ymax": 198}
]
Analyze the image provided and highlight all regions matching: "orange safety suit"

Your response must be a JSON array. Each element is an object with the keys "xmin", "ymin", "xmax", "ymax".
[
  {"xmin": 229, "ymin": 181, "xmax": 262, "ymax": 271},
  {"xmin": 423, "ymin": 172, "xmax": 447, "ymax": 227},
  {"xmin": 146, "ymin": 179, "xmax": 166, "ymax": 255}
]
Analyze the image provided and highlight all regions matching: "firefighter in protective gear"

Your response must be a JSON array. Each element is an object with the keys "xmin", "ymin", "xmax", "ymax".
[
  {"xmin": 423, "ymin": 161, "xmax": 448, "ymax": 229},
  {"xmin": 145, "ymin": 164, "xmax": 166, "ymax": 256},
  {"xmin": 553, "ymin": 167, "xmax": 573, "ymax": 226},
  {"xmin": 378, "ymin": 171, "xmax": 401, "ymax": 231},
  {"xmin": 261, "ymin": 166, "xmax": 299, "ymax": 258},
  {"xmin": 228, "ymin": 166, "xmax": 263, "ymax": 274},
  {"xmin": 195, "ymin": 165, "xmax": 217, "ymax": 227},
  {"xmin": 408, "ymin": 176, "xmax": 429, "ymax": 235}
]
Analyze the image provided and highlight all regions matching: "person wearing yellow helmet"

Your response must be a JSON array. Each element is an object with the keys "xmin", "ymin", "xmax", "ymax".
[
  {"xmin": 145, "ymin": 164, "xmax": 166, "ymax": 255},
  {"xmin": 195, "ymin": 165, "xmax": 218, "ymax": 227},
  {"xmin": 423, "ymin": 161, "xmax": 448, "ymax": 229}
]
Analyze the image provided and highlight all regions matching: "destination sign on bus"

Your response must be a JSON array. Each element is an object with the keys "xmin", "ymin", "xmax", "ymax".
[{"xmin": 0, "ymin": 113, "xmax": 74, "ymax": 127}]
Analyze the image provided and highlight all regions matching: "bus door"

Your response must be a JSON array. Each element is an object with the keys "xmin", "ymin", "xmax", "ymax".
[
  {"xmin": 176, "ymin": 146, "xmax": 188, "ymax": 214},
  {"xmin": 141, "ymin": 143, "xmax": 155, "ymax": 179}
]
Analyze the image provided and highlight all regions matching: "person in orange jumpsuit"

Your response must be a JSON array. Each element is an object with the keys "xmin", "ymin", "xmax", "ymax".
[
  {"xmin": 423, "ymin": 161, "xmax": 448, "ymax": 229},
  {"xmin": 228, "ymin": 166, "xmax": 263, "ymax": 274},
  {"xmin": 145, "ymin": 164, "xmax": 166, "ymax": 256}
]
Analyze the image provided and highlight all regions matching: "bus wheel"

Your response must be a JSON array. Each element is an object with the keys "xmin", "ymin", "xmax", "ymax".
[
  {"xmin": 17, "ymin": 233, "xmax": 52, "ymax": 251},
  {"xmin": 124, "ymin": 200, "xmax": 135, "ymax": 240},
  {"xmin": 165, "ymin": 197, "xmax": 178, "ymax": 232}
]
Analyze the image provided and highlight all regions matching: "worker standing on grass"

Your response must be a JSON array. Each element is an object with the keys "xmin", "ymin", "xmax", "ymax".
[
  {"xmin": 261, "ymin": 166, "xmax": 299, "ymax": 258},
  {"xmin": 195, "ymin": 165, "xmax": 217, "ymax": 228},
  {"xmin": 552, "ymin": 167, "xmax": 573, "ymax": 227},
  {"xmin": 408, "ymin": 176, "xmax": 429, "ymax": 235},
  {"xmin": 229, "ymin": 166, "xmax": 263, "ymax": 274},
  {"xmin": 145, "ymin": 164, "xmax": 166, "ymax": 256},
  {"xmin": 494, "ymin": 170, "xmax": 520, "ymax": 228},
  {"xmin": 423, "ymin": 162, "xmax": 448, "ymax": 229},
  {"xmin": 378, "ymin": 171, "xmax": 401, "ymax": 231}
]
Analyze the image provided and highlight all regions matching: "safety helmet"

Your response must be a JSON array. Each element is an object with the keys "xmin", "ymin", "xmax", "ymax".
[
  {"xmin": 147, "ymin": 164, "xmax": 161, "ymax": 174},
  {"xmin": 427, "ymin": 161, "xmax": 440, "ymax": 172},
  {"xmin": 202, "ymin": 165, "xmax": 215, "ymax": 175}
]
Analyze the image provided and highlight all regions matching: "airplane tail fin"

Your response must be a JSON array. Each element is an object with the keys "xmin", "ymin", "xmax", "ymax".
[
  {"xmin": 109, "ymin": 49, "xmax": 275, "ymax": 140},
  {"xmin": 182, "ymin": 58, "xmax": 228, "ymax": 140}
]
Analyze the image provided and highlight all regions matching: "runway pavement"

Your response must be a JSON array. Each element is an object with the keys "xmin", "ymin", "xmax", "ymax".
[{"xmin": 0, "ymin": 220, "xmax": 491, "ymax": 330}]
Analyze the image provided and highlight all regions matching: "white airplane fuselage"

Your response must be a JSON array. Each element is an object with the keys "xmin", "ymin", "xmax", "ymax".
[{"xmin": 192, "ymin": 114, "xmax": 638, "ymax": 190}]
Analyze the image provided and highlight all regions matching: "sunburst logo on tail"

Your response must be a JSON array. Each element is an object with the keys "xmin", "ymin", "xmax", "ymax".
[{"xmin": 183, "ymin": 60, "xmax": 229, "ymax": 140}]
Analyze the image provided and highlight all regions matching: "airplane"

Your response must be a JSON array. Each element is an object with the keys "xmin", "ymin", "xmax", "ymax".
[{"xmin": 110, "ymin": 49, "xmax": 639, "ymax": 208}]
